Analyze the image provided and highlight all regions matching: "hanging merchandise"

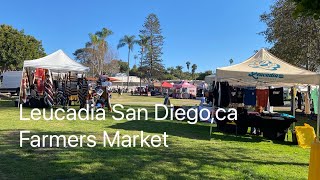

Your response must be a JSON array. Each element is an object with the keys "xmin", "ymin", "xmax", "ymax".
[
  {"xmin": 230, "ymin": 86, "xmax": 237, "ymax": 103},
  {"xmin": 213, "ymin": 81, "xmax": 230, "ymax": 107},
  {"xmin": 296, "ymin": 91, "xmax": 302, "ymax": 110},
  {"xmin": 36, "ymin": 79, "xmax": 44, "ymax": 95},
  {"xmin": 305, "ymin": 93, "xmax": 311, "ymax": 115},
  {"xmin": 311, "ymin": 88, "xmax": 319, "ymax": 114},
  {"xmin": 244, "ymin": 87, "xmax": 256, "ymax": 106},
  {"xmin": 219, "ymin": 82, "xmax": 230, "ymax": 107},
  {"xmin": 34, "ymin": 68, "xmax": 45, "ymax": 95},
  {"xmin": 230, "ymin": 87, "xmax": 244, "ymax": 103},
  {"xmin": 44, "ymin": 71, "xmax": 54, "ymax": 107},
  {"xmin": 34, "ymin": 68, "xmax": 45, "ymax": 79},
  {"xmin": 212, "ymin": 81, "xmax": 219, "ymax": 106},
  {"xmin": 269, "ymin": 87, "xmax": 284, "ymax": 106},
  {"xmin": 256, "ymin": 89, "xmax": 269, "ymax": 107},
  {"xmin": 78, "ymin": 78, "xmax": 88, "ymax": 108}
]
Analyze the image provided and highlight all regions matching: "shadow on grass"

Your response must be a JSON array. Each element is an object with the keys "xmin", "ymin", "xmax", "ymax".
[
  {"xmin": 109, "ymin": 120, "xmax": 211, "ymax": 140},
  {"xmin": 0, "ymin": 129, "xmax": 309, "ymax": 179},
  {"xmin": 210, "ymin": 127, "xmax": 298, "ymax": 146},
  {"xmin": 210, "ymin": 131, "xmax": 266, "ymax": 143}
]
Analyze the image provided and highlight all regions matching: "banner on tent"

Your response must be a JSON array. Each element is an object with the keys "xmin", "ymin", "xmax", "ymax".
[
  {"xmin": 248, "ymin": 72, "xmax": 284, "ymax": 80},
  {"xmin": 248, "ymin": 60, "xmax": 281, "ymax": 71}
]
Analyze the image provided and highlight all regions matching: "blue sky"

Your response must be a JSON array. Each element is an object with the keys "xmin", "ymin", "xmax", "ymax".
[{"xmin": 0, "ymin": 0, "xmax": 274, "ymax": 72}]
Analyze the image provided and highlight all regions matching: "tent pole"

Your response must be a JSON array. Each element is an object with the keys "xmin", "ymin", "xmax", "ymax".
[
  {"xmin": 317, "ymin": 85, "xmax": 320, "ymax": 141},
  {"xmin": 18, "ymin": 66, "xmax": 25, "ymax": 108},
  {"xmin": 292, "ymin": 86, "xmax": 296, "ymax": 128},
  {"xmin": 210, "ymin": 77, "xmax": 218, "ymax": 137},
  {"xmin": 210, "ymin": 98, "xmax": 215, "ymax": 137},
  {"xmin": 218, "ymin": 82, "xmax": 221, "ymax": 107}
]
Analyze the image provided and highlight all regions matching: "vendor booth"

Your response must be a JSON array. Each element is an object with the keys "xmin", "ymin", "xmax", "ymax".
[
  {"xmin": 161, "ymin": 81, "xmax": 173, "ymax": 95},
  {"xmin": 213, "ymin": 48, "xmax": 320, "ymax": 141},
  {"xmin": 19, "ymin": 50, "xmax": 90, "ymax": 108},
  {"xmin": 23, "ymin": 49, "xmax": 89, "ymax": 72},
  {"xmin": 173, "ymin": 81, "xmax": 197, "ymax": 99}
]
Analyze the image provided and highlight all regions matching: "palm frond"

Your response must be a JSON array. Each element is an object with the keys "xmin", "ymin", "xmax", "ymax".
[
  {"xmin": 117, "ymin": 35, "xmax": 137, "ymax": 50},
  {"xmin": 117, "ymin": 41, "xmax": 126, "ymax": 49}
]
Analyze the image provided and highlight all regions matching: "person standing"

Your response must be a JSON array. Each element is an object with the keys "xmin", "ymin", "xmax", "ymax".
[{"xmin": 118, "ymin": 87, "xmax": 121, "ymax": 96}]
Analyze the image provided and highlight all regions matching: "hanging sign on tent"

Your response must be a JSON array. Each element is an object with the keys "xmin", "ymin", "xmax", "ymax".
[
  {"xmin": 248, "ymin": 60, "xmax": 281, "ymax": 71},
  {"xmin": 248, "ymin": 72, "xmax": 284, "ymax": 80}
]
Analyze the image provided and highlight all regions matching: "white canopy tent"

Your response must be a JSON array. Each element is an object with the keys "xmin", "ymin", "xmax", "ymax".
[
  {"xmin": 19, "ymin": 49, "xmax": 89, "ymax": 105},
  {"xmin": 215, "ymin": 48, "xmax": 320, "ymax": 139},
  {"xmin": 23, "ymin": 49, "xmax": 89, "ymax": 72}
]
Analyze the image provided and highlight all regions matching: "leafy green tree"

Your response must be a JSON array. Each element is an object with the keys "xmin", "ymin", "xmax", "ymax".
[
  {"xmin": 191, "ymin": 64, "xmax": 198, "ymax": 79},
  {"xmin": 137, "ymin": 35, "xmax": 150, "ymax": 93},
  {"xmin": 140, "ymin": 13, "xmax": 165, "ymax": 81},
  {"xmin": 117, "ymin": 35, "xmax": 138, "ymax": 89},
  {"xmin": 73, "ymin": 48, "xmax": 91, "ymax": 65},
  {"xmin": 74, "ymin": 27, "xmax": 113, "ymax": 76},
  {"xmin": 197, "ymin": 70, "xmax": 213, "ymax": 80},
  {"xmin": 129, "ymin": 64, "xmax": 139, "ymax": 76},
  {"xmin": 176, "ymin": 65, "xmax": 183, "ymax": 79},
  {"xmin": 134, "ymin": 55, "xmax": 138, "ymax": 66},
  {"xmin": 261, "ymin": 0, "xmax": 320, "ymax": 71},
  {"xmin": 96, "ymin": 28, "xmax": 113, "ymax": 74},
  {"xmin": 104, "ymin": 59, "xmax": 120, "ymax": 76},
  {"xmin": 87, "ymin": 33, "xmax": 100, "ymax": 75},
  {"xmin": 137, "ymin": 35, "xmax": 150, "ymax": 74},
  {"xmin": 162, "ymin": 73, "xmax": 177, "ymax": 80},
  {"xmin": 292, "ymin": 0, "xmax": 320, "ymax": 19},
  {"xmin": 119, "ymin": 60, "xmax": 129, "ymax": 73},
  {"xmin": 0, "ymin": 24, "xmax": 46, "ymax": 72},
  {"xmin": 166, "ymin": 67, "xmax": 175, "ymax": 74},
  {"xmin": 186, "ymin": 61, "xmax": 191, "ymax": 72}
]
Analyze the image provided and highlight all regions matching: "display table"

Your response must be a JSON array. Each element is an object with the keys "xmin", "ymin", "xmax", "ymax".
[
  {"xmin": 215, "ymin": 109, "xmax": 297, "ymax": 141},
  {"xmin": 247, "ymin": 113, "xmax": 296, "ymax": 141}
]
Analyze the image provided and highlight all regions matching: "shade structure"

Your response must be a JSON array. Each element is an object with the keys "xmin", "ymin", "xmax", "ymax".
[
  {"xmin": 216, "ymin": 49, "xmax": 320, "ymax": 86},
  {"xmin": 215, "ymin": 48, "xmax": 320, "ymax": 140},
  {"xmin": 161, "ymin": 81, "xmax": 173, "ymax": 88},
  {"xmin": 23, "ymin": 49, "xmax": 89, "ymax": 72},
  {"xmin": 174, "ymin": 81, "xmax": 196, "ymax": 88},
  {"xmin": 108, "ymin": 77, "xmax": 119, "ymax": 82},
  {"xmin": 153, "ymin": 82, "xmax": 162, "ymax": 87}
]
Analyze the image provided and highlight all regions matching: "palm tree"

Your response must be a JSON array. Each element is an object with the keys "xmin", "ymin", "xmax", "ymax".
[
  {"xmin": 87, "ymin": 33, "xmax": 100, "ymax": 76},
  {"xmin": 134, "ymin": 55, "xmax": 138, "ymax": 66},
  {"xmin": 191, "ymin": 64, "xmax": 197, "ymax": 80},
  {"xmin": 117, "ymin": 35, "xmax": 138, "ymax": 90},
  {"xmin": 137, "ymin": 35, "xmax": 150, "ymax": 94},
  {"xmin": 95, "ymin": 28, "xmax": 113, "ymax": 75},
  {"xmin": 167, "ymin": 67, "xmax": 174, "ymax": 74},
  {"xmin": 186, "ymin": 61, "xmax": 191, "ymax": 72},
  {"xmin": 176, "ymin": 65, "xmax": 183, "ymax": 79},
  {"xmin": 229, "ymin": 58, "xmax": 234, "ymax": 65}
]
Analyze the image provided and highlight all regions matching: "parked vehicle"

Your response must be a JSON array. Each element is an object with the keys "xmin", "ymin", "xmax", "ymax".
[{"xmin": 0, "ymin": 71, "xmax": 22, "ymax": 95}]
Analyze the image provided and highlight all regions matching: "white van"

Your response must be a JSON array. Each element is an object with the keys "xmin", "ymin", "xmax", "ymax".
[{"xmin": 0, "ymin": 71, "xmax": 22, "ymax": 95}]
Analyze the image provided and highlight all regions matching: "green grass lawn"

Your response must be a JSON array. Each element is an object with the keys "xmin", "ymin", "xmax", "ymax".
[{"xmin": 0, "ymin": 94, "xmax": 313, "ymax": 179}]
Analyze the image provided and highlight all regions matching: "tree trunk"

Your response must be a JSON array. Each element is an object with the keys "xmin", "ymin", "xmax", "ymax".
[
  {"xmin": 127, "ymin": 48, "xmax": 130, "ymax": 91},
  {"xmin": 140, "ymin": 48, "xmax": 144, "ymax": 96}
]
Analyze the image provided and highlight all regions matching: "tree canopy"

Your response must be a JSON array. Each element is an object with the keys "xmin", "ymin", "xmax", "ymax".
[
  {"xmin": 140, "ymin": 13, "xmax": 165, "ymax": 81},
  {"xmin": 0, "ymin": 24, "xmax": 46, "ymax": 72},
  {"xmin": 72, "ymin": 13, "xmax": 211, "ymax": 81},
  {"xmin": 74, "ymin": 27, "xmax": 114, "ymax": 76},
  {"xmin": 261, "ymin": 0, "xmax": 320, "ymax": 71},
  {"xmin": 292, "ymin": 0, "xmax": 320, "ymax": 19}
]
